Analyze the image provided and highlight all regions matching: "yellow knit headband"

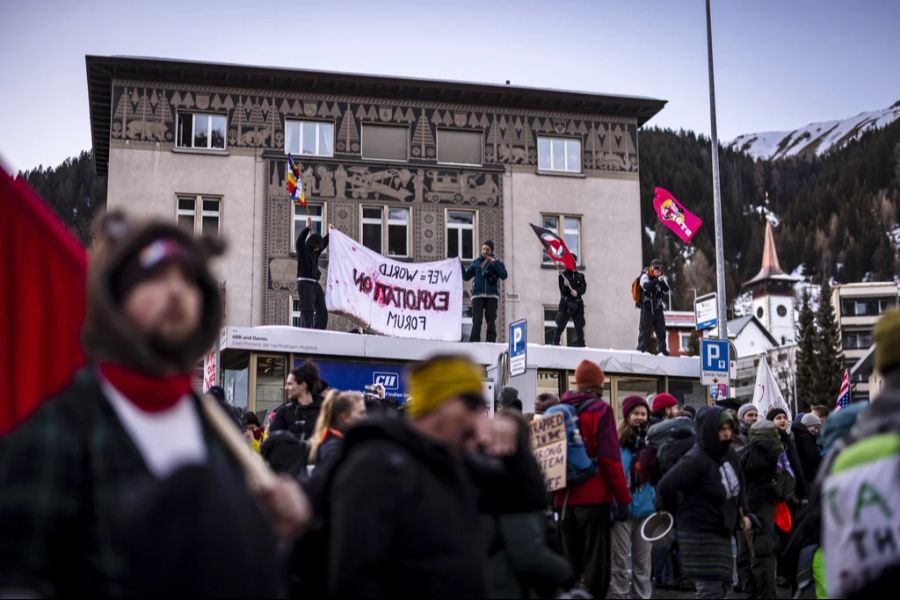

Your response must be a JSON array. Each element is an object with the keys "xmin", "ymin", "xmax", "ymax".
[{"xmin": 406, "ymin": 355, "xmax": 485, "ymax": 418}]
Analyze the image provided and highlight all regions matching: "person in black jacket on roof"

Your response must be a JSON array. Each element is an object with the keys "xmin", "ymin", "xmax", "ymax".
[
  {"xmin": 637, "ymin": 258, "xmax": 670, "ymax": 355},
  {"xmin": 552, "ymin": 255, "xmax": 587, "ymax": 347},
  {"xmin": 296, "ymin": 216, "xmax": 329, "ymax": 329}
]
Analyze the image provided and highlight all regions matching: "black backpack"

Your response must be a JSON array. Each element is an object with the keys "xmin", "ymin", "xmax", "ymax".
[{"xmin": 647, "ymin": 417, "xmax": 696, "ymax": 472}]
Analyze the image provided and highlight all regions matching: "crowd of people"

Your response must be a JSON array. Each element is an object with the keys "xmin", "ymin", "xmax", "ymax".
[{"xmin": 0, "ymin": 214, "xmax": 897, "ymax": 599}]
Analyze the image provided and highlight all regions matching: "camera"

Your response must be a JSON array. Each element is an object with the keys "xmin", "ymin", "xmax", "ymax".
[{"xmin": 364, "ymin": 383, "xmax": 385, "ymax": 402}]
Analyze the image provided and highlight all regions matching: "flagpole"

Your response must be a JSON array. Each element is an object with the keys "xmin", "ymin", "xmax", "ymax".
[{"xmin": 706, "ymin": 0, "xmax": 729, "ymax": 340}]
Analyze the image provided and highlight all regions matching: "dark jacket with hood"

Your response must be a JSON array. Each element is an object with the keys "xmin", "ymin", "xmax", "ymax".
[
  {"xmin": 657, "ymin": 406, "xmax": 748, "ymax": 537},
  {"xmin": 327, "ymin": 418, "xmax": 487, "ymax": 599},
  {"xmin": 296, "ymin": 226, "xmax": 329, "ymax": 281},
  {"xmin": 552, "ymin": 390, "xmax": 631, "ymax": 508},
  {"xmin": 0, "ymin": 222, "xmax": 281, "ymax": 598},
  {"xmin": 791, "ymin": 422, "xmax": 821, "ymax": 487},
  {"xmin": 270, "ymin": 394, "xmax": 325, "ymax": 442}
]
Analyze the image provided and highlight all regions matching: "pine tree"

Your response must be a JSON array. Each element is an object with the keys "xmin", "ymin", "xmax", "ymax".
[
  {"xmin": 411, "ymin": 109, "xmax": 434, "ymax": 158},
  {"xmin": 794, "ymin": 290, "xmax": 818, "ymax": 411},
  {"xmin": 687, "ymin": 330, "xmax": 700, "ymax": 356},
  {"xmin": 814, "ymin": 278, "xmax": 844, "ymax": 407}
]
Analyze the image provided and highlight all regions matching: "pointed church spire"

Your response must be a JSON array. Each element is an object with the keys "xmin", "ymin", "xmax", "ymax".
[{"xmin": 744, "ymin": 217, "xmax": 796, "ymax": 288}]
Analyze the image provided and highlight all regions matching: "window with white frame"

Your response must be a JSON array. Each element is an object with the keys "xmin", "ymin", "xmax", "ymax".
[
  {"xmin": 544, "ymin": 307, "xmax": 575, "ymax": 345},
  {"xmin": 679, "ymin": 332, "xmax": 693, "ymax": 353},
  {"xmin": 387, "ymin": 208, "xmax": 409, "ymax": 256},
  {"xmin": 362, "ymin": 207, "xmax": 383, "ymax": 254},
  {"xmin": 290, "ymin": 296, "xmax": 302, "ymax": 327},
  {"xmin": 285, "ymin": 120, "xmax": 334, "ymax": 157},
  {"xmin": 291, "ymin": 203, "xmax": 326, "ymax": 251},
  {"xmin": 447, "ymin": 210, "xmax": 476, "ymax": 260},
  {"xmin": 176, "ymin": 195, "xmax": 221, "ymax": 235},
  {"xmin": 360, "ymin": 206, "xmax": 410, "ymax": 257},
  {"xmin": 541, "ymin": 214, "xmax": 581, "ymax": 266},
  {"xmin": 177, "ymin": 112, "xmax": 227, "ymax": 150},
  {"xmin": 537, "ymin": 136, "xmax": 581, "ymax": 173}
]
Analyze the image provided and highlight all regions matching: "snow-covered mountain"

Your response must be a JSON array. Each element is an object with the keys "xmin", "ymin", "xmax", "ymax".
[{"xmin": 729, "ymin": 101, "xmax": 900, "ymax": 160}]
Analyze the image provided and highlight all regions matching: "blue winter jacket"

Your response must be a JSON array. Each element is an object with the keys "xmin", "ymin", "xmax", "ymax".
[
  {"xmin": 621, "ymin": 446, "xmax": 657, "ymax": 519},
  {"xmin": 463, "ymin": 255, "xmax": 508, "ymax": 297}
]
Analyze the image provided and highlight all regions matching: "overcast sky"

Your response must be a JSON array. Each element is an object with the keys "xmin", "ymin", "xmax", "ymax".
[{"xmin": 2, "ymin": 0, "xmax": 898, "ymax": 174}]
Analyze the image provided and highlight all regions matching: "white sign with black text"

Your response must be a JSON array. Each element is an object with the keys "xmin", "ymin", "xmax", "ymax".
[{"xmin": 325, "ymin": 227, "xmax": 463, "ymax": 341}]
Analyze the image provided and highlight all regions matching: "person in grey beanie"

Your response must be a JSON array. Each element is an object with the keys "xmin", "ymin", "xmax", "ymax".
[{"xmin": 795, "ymin": 413, "xmax": 822, "ymax": 483}]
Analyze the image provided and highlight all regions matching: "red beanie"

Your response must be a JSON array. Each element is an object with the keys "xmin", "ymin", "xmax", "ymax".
[
  {"xmin": 575, "ymin": 360, "xmax": 605, "ymax": 388},
  {"xmin": 652, "ymin": 392, "xmax": 678, "ymax": 412}
]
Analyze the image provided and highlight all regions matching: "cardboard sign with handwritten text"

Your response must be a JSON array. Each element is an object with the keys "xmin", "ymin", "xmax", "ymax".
[{"xmin": 531, "ymin": 412, "xmax": 567, "ymax": 491}]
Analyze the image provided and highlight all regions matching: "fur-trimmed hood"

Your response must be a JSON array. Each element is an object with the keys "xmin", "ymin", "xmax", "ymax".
[{"xmin": 82, "ymin": 221, "xmax": 224, "ymax": 375}]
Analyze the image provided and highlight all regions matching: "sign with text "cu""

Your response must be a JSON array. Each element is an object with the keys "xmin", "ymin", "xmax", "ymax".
[
  {"xmin": 700, "ymin": 338, "xmax": 730, "ymax": 386},
  {"xmin": 509, "ymin": 319, "xmax": 527, "ymax": 377}
]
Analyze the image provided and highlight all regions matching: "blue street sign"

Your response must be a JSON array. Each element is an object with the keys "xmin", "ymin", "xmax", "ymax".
[
  {"xmin": 509, "ymin": 319, "xmax": 527, "ymax": 377},
  {"xmin": 700, "ymin": 339, "xmax": 730, "ymax": 385}
]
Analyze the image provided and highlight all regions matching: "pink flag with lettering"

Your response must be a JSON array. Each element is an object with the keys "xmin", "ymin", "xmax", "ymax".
[{"xmin": 652, "ymin": 187, "xmax": 703, "ymax": 244}]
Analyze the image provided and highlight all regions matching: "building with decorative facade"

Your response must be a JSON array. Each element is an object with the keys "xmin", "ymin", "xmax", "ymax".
[{"xmin": 87, "ymin": 56, "xmax": 665, "ymax": 347}]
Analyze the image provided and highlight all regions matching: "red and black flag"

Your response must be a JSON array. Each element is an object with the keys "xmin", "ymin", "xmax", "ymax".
[{"xmin": 530, "ymin": 223, "xmax": 576, "ymax": 270}]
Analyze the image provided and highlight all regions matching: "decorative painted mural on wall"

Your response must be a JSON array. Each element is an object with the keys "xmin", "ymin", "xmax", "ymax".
[
  {"xmin": 267, "ymin": 160, "xmax": 502, "ymax": 207},
  {"xmin": 110, "ymin": 82, "xmax": 640, "ymax": 173}
]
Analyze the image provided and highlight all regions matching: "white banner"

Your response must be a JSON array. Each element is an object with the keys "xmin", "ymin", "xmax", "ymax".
[
  {"xmin": 324, "ymin": 227, "xmax": 463, "ymax": 341},
  {"xmin": 751, "ymin": 356, "xmax": 792, "ymax": 421}
]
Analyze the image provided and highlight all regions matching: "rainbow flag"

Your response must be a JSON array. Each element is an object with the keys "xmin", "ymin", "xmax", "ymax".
[{"xmin": 286, "ymin": 154, "xmax": 306, "ymax": 206}]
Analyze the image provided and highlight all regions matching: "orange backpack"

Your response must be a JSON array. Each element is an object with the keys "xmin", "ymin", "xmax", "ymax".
[{"xmin": 631, "ymin": 269, "xmax": 646, "ymax": 307}]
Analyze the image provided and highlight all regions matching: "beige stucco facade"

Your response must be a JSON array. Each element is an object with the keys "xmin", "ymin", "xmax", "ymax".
[
  {"xmin": 502, "ymin": 169, "xmax": 642, "ymax": 348},
  {"xmin": 107, "ymin": 145, "xmax": 266, "ymax": 327},
  {"xmin": 88, "ymin": 56, "xmax": 665, "ymax": 347}
]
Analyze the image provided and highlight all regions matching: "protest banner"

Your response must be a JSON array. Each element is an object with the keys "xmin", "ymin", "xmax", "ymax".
[{"xmin": 325, "ymin": 227, "xmax": 463, "ymax": 341}]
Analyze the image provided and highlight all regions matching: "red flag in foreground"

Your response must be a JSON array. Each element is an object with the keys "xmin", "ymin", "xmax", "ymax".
[
  {"xmin": 0, "ymin": 167, "xmax": 87, "ymax": 434},
  {"xmin": 652, "ymin": 186, "xmax": 703, "ymax": 244},
  {"xmin": 530, "ymin": 223, "xmax": 577, "ymax": 271}
]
